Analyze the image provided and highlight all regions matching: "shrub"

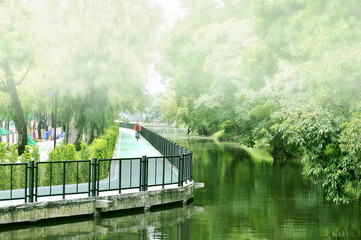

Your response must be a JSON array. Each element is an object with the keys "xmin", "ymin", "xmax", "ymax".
[
  {"xmin": 0, "ymin": 142, "xmax": 7, "ymax": 164},
  {"xmin": 31, "ymin": 145, "xmax": 40, "ymax": 162},
  {"xmin": 7, "ymin": 145, "xmax": 18, "ymax": 163},
  {"xmin": 20, "ymin": 145, "xmax": 32, "ymax": 163},
  {"xmin": 78, "ymin": 141, "xmax": 91, "ymax": 160}
]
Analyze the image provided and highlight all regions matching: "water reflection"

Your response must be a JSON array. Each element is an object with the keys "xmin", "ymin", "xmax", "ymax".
[
  {"xmin": 0, "ymin": 204, "xmax": 198, "ymax": 240},
  {"xmin": 2, "ymin": 126, "xmax": 361, "ymax": 239},
  {"xmin": 151, "ymin": 126, "xmax": 361, "ymax": 239}
]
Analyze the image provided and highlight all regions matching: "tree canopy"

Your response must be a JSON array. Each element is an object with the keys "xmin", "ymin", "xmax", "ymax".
[
  {"xmin": 1, "ymin": 0, "xmax": 361, "ymax": 203},
  {"xmin": 157, "ymin": 0, "xmax": 361, "ymax": 204},
  {"xmin": 0, "ymin": 0, "xmax": 161, "ymax": 150}
]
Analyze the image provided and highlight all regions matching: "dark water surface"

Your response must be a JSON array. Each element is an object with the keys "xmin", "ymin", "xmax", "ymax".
[{"xmin": 1, "ymin": 127, "xmax": 360, "ymax": 239}]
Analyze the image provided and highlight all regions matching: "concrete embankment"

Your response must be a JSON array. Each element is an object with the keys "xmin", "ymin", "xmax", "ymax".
[
  {"xmin": 0, "ymin": 183, "xmax": 194, "ymax": 225},
  {"xmin": 0, "ymin": 201, "xmax": 201, "ymax": 239}
]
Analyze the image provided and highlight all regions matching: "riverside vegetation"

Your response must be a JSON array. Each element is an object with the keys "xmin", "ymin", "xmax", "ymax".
[
  {"xmin": 157, "ymin": 1, "xmax": 361, "ymax": 204},
  {"xmin": 1, "ymin": 0, "xmax": 361, "ymax": 205},
  {"xmin": 0, "ymin": 124, "xmax": 118, "ymax": 190}
]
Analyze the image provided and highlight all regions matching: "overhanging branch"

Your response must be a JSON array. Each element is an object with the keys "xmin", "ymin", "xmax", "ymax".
[{"xmin": 15, "ymin": 63, "xmax": 32, "ymax": 85}]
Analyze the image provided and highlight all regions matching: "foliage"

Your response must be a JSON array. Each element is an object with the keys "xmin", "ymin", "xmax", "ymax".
[
  {"xmin": 78, "ymin": 141, "xmax": 91, "ymax": 160},
  {"xmin": 7, "ymin": 144, "xmax": 18, "ymax": 163},
  {"xmin": 31, "ymin": 145, "xmax": 40, "ymax": 162},
  {"xmin": 20, "ymin": 145, "xmax": 32, "ymax": 163},
  {"xmin": 0, "ymin": 0, "xmax": 34, "ymax": 156},
  {"xmin": 90, "ymin": 139, "xmax": 108, "ymax": 160},
  {"xmin": 0, "ymin": 142, "xmax": 6, "ymax": 164},
  {"xmin": 1, "ymin": 0, "xmax": 161, "ymax": 151},
  {"xmin": 29, "ymin": 0, "xmax": 161, "ymax": 146},
  {"xmin": 41, "ymin": 124, "xmax": 119, "ymax": 185},
  {"xmin": 157, "ymin": 0, "xmax": 361, "ymax": 203}
]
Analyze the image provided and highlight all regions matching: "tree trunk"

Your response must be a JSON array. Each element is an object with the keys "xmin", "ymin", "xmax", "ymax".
[
  {"xmin": 37, "ymin": 100, "xmax": 42, "ymax": 139},
  {"xmin": 86, "ymin": 128, "xmax": 95, "ymax": 145},
  {"xmin": 187, "ymin": 126, "xmax": 191, "ymax": 135},
  {"xmin": 68, "ymin": 115, "xmax": 83, "ymax": 146},
  {"xmin": 232, "ymin": 118, "xmax": 241, "ymax": 135},
  {"xmin": 2, "ymin": 60, "xmax": 27, "ymax": 155}
]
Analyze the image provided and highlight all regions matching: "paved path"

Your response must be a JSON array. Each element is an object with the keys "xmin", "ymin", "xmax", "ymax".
[
  {"xmin": 0, "ymin": 127, "xmax": 179, "ymax": 205},
  {"xmin": 114, "ymin": 128, "xmax": 163, "ymax": 158},
  {"xmin": 105, "ymin": 128, "xmax": 178, "ymax": 192},
  {"xmin": 37, "ymin": 137, "xmax": 64, "ymax": 161}
]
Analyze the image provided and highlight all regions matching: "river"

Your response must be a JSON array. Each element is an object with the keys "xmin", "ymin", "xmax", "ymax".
[{"xmin": 1, "ymin": 126, "xmax": 360, "ymax": 239}]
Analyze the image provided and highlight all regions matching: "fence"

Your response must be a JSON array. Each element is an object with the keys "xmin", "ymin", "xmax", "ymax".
[
  {"xmin": 0, "ymin": 123, "xmax": 193, "ymax": 203},
  {"xmin": 119, "ymin": 122, "xmax": 193, "ymax": 182}
]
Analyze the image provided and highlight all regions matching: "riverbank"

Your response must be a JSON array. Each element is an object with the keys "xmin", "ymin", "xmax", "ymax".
[
  {"xmin": 0, "ymin": 181, "xmax": 195, "ymax": 225},
  {"xmin": 0, "ymin": 200, "xmax": 200, "ymax": 239}
]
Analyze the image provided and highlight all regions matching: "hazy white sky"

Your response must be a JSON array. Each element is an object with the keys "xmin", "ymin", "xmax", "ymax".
[{"xmin": 146, "ymin": 0, "xmax": 185, "ymax": 94}]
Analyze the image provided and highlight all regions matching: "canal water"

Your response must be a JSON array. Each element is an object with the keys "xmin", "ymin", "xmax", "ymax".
[{"xmin": 1, "ymin": 127, "xmax": 360, "ymax": 239}]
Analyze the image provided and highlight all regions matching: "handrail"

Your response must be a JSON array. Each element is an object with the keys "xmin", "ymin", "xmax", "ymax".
[
  {"xmin": 119, "ymin": 122, "xmax": 192, "ymax": 155},
  {"xmin": 0, "ymin": 124, "xmax": 193, "ymax": 203}
]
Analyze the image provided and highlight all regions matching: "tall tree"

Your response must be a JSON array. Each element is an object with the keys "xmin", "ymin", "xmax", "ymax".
[
  {"xmin": 0, "ymin": 1, "xmax": 33, "ymax": 155},
  {"xmin": 31, "ymin": 0, "xmax": 161, "ymax": 146}
]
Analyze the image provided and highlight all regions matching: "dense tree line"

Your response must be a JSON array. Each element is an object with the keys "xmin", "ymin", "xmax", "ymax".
[
  {"xmin": 158, "ymin": 0, "xmax": 361, "ymax": 203},
  {"xmin": 0, "ymin": 0, "xmax": 161, "ymax": 154}
]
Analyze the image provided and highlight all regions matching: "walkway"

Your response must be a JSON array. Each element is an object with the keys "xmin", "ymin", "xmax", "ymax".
[
  {"xmin": 0, "ymin": 127, "xmax": 178, "ymax": 205},
  {"xmin": 114, "ymin": 128, "xmax": 162, "ymax": 158},
  {"xmin": 106, "ymin": 127, "xmax": 178, "ymax": 194},
  {"xmin": 37, "ymin": 138, "xmax": 64, "ymax": 161}
]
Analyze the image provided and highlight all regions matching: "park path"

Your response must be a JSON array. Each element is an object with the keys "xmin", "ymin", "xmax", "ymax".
[
  {"xmin": 108, "ymin": 127, "xmax": 178, "ymax": 191},
  {"xmin": 0, "ymin": 127, "xmax": 178, "ymax": 205},
  {"xmin": 37, "ymin": 137, "xmax": 64, "ymax": 161},
  {"xmin": 114, "ymin": 127, "xmax": 163, "ymax": 158}
]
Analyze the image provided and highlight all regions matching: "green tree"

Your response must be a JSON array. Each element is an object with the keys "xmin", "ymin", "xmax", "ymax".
[
  {"xmin": 157, "ymin": 0, "xmax": 361, "ymax": 203},
  {"xmin": 0, "ymin": 1, "xmax": 34, "ymax": 155},
  {"xmin": 7, "ymin": 144, "xmax": 18, "ymax": 163},
  {"xmin": 31, "ymin": 0, "xmax": 161, "ymax": 146}
]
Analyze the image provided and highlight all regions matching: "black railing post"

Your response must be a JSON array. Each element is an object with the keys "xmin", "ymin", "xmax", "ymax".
[
  {"xmin": 145, "ymin": 156, "xmax": 148, "ymax": 191},
  {"xmin": 35, "ymin": 162, "xmax": 38, "ymax": 202},
  {"xmin": 28, "ymin": 161, "xmax": 34, "ymax": 203},
  {"xmin": 62, "ymin": 162, "xmax": 66, "ymax": 199},
  {"xmin": 190, "ymin": 151, "xmax": 193, "ymax": 180},
  {"xmin": 178, "ymin": 154, "xmax": 184, "ymax": 187},
  {"xmin": 140, "ymin": 156, "xmax": 147, "ymax": 191},
  {"xmin": 91, "ymin": 158, "xmax": 97, "ymax": 197}
]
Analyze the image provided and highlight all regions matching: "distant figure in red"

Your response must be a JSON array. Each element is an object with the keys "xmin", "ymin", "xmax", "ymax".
[{"xmin": 134, "ymin": 124, "xmax": 141, "ymax": 141}]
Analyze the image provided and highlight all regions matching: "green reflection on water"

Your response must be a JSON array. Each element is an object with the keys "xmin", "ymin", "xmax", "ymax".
[
  {"xmin": 2, "ymin": 126, "xmax": 361, "ymax": 239},
  {"xmin": 167, "ymin": 128, "xmax": 361, "ymax": 240}
]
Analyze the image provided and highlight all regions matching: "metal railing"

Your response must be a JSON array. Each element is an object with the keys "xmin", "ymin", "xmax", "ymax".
[
  {"xmin": 119, "ymin": 122, "xmax": 193, "ymax": 182},
  {"xmin": 0, "ymin": 163, "xmax": 28, "ymax": 202},
  {"xmin": 0, "ymin": 124, "xmax": 193, "ymax": 203},
  {"xmin": 34, "ymin": 160, "xmax": 92, "ymax": 202}
]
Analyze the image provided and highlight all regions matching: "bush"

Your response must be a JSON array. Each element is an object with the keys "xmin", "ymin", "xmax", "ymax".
[
  {"xmin": 79, "ymin": 141, "xmax": 91, "ymax": 160},
  {"xmin": 91, "ymin": 139, "xmax": 107, "ymax": 159},
  {"xmin": 7, "ymin": 145, "xmax": 18, "ymax": 163},
  {"xmin": 31, "ymin": 145, "xmax": 40, "ymax": 162},
  {"xmin": 63, "ymin": 144, "xmax": 77, "ymax": 161},
  {"xmin": 0, "ymin": 142, "xmax": 7, "ymax": 164},
  {"xmin": 40, "ymin": 124, "xmax": 119, "ymax": 185},
  {"xmin": 221, "ymin": 120, "xmax": 235, "ymax": 134},
  {"xmin": 20, "ymin": 145, "xmax": 32, "ymax": 163}
]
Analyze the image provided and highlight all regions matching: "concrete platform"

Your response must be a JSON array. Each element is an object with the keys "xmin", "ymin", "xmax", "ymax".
[
  {"xmin": 0, "ymin": 182, "xmax": 195, "ymax": 225},
  {"xmin": 0, "ymin": 127, "xmax": 201, "ymax": 225},
  {"xmin": 0, "ymin": 201, "xmax": 201, "ymax": 239}
]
